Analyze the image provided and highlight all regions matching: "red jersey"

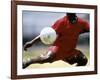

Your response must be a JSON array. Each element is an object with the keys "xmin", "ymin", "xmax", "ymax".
[{"xmin": 50, "ymin": 16, "xmax": 89, "ymax": 60}]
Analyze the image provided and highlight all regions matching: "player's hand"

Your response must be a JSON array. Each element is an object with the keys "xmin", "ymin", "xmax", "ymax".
[
  {"xmin": 23, "ymin": 44, "xmax": 27, "ymax": 51},
  {"xmin": 24, "ymin": 47, "xmax": 27, "ymax": 51},
  {"xmin": 23, "ymin": 42, "xmax": 29, "ymax": 51},
  {"xmin": 24, "ymin": 41, "xmax": 33, "ymax": 51}
]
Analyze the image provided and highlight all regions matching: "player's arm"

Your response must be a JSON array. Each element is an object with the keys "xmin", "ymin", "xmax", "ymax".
[
  {"xmin": 80, "ymin": 20, "xmax": 90, "ymax": 34},
  {"xmin": 83, "ymin": 21, "xmax": 89, "ymax": 32},
  {"xmin": 52, "ymin": 19, "xmax": 63, "ymax": 36},
  {"xmin": 24, "ymin": 35, "xmax": 40, "ymax": 51}
]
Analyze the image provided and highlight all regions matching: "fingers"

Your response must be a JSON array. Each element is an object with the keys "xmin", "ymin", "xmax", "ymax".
[
  {"xmin": 24, "ymin": 45, "xmax": 27, "ymax": 51},
  {"xmin": 23, "ymin": 42, "xmax": 31, "ymax": 51},
  {"xmin": 23, "ymin": 43, "xmax": 27, "ymax": 51},
  {"xmin": 24, "ymin": 47, "xmax": 27, "ymax": 51}
]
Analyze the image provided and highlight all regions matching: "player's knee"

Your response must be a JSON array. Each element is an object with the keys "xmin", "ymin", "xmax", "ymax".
[
  {"xmin": 40, "ymin": 52, "xmax": 55, "ymax": 63},
  {"xmin": 38, "ymin": 55, "xmax": 51, "ymax": 64},
  {"xmin": 40, "ymin": 54, "xmax": 49, "ymax": 60},
  {"xmin": 77, "ymin": 56, "xmax": 88, "ymax": 66},
  {"xmin": 82, "ymin": 56, "xmax": 88, "ymax": 65}
]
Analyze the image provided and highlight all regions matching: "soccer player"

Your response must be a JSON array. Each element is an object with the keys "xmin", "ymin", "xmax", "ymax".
[{"xmin": 23, "ymin": 13, "xmax": 89, "ymax": 69}]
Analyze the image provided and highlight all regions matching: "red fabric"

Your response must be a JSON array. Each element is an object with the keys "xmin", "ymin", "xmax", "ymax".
[{"xmin": 50, "ymin": 16, "xmax": 89, "ymax": 60}]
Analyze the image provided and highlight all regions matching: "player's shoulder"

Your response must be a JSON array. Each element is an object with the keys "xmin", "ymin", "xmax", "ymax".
[
  {"xmin": 77, "ymin": 17, "xmax": 88, "ymax": 25},
  {"xmin": 56, "ymin": 16, "xmax": 66, "ymax": 24},
  {"xmin": 52, "ymin": 16, "xmax": 65, "ymax": 29}
]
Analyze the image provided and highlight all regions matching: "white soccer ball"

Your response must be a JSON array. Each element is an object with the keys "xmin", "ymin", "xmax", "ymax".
[{"xmin": 40, "ymin": 27, "xmax": 57, "ymax": 45}]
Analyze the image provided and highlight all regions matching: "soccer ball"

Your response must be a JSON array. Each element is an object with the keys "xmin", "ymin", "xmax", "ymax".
[{"xmin": 40, "ymin": 27, "xmax": 57, "ymax": 45}]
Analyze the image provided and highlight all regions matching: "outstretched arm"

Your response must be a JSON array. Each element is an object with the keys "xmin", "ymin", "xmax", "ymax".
[{"xmin": 24, "ymin": 35, "xmax": 40, "ymax": 51}]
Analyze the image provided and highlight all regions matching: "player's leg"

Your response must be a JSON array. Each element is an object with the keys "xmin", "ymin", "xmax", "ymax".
[
  {"xmin": 75, "ymin": 51, "xmax": 88, "ymax": 66},
  {"xmin": 64, "ymin": 49, "xmax": 88, "ymax": 66},
  {"xmin": 23, "ymin": 51, "xmax": 55, "ymax": 69}
]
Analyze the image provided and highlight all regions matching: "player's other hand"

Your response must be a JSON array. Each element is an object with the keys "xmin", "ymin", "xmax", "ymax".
[
  {"xmin": 24, "ymin": 45, "xmax": 27, "ymax": 51},
  {"xmin": 23, "ymin": 42, "xmax": 30, "ymax": 51},
  {"xmin": 24, "ymin": 47, "xmax": 27, "ymax": 51}
]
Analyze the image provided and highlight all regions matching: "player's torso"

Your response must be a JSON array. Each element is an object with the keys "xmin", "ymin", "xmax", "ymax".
[
  {"xmin": 54, "ymin": 17, "xmax": 82, "ymax": 49},
  {"xmin": 51, "ymin": 17, "xmax": 87, "ymax": 60}
]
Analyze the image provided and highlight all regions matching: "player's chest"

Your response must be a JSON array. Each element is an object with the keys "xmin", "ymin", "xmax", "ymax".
[{"xmin": 61, "ymin": 23, "xmax": 81, "ymax": 36}]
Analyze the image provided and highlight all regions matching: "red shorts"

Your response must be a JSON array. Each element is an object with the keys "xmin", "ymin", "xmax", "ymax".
[{"xmin": 48, "ymin": 46, "xmax": 80, "ymax": 61}]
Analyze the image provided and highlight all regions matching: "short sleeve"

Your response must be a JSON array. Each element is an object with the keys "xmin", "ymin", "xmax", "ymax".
[
  {"xmin": 80, "ymin": 19, "xmax": 90, "ymax": 33},
  {"xmin": 52, "ymin": 20, "xmax": 63, "ymax": 34},
  {"xmin": 83, "ymin": 21, "xmax": 90, "ymax": 32}
]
